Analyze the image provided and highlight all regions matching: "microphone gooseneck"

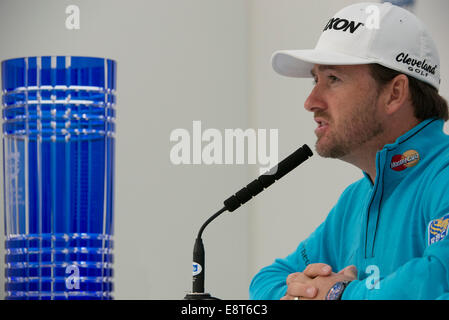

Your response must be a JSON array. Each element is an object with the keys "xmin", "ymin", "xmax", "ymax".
[
  {"xmin": 185, "ymin": 144, "xmax": 313, "ymax": 300},
  {"xmin": 223, "ymin": 144, "xmax": 313, "ymax": 212},
  {"xmin": 191, "ymin": 206, "xmax": 227, "ymax": 295}
]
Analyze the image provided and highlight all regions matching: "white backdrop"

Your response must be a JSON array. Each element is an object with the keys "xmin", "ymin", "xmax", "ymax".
[{"xmin": 0, "ymin": 0, "xmax": 448, "ymax": 299}]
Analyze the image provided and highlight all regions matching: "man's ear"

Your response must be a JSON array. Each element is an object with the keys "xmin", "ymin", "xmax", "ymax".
[{"xmin": 383, "ymin": 74, "xmax": 409, "ymax": 115}]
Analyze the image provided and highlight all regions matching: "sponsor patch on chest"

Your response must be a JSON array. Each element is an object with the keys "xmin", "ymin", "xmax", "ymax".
[
  {"xmin": 428, "ymin": 213, "xmax": 449, "ymax": 246},
  {"xmin": 390, "ymin": 150, "xmax": 420, "ymax": 171}
]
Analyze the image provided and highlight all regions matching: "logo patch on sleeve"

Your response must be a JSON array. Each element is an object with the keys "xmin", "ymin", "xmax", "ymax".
[{"xmin": 428, "ymin": 213, "xmax": 449, "ymax": 246}]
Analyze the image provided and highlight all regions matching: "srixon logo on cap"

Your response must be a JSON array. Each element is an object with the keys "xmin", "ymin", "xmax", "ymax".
[
  {"xmin": 323, "ymin": 17, "xmax": 364, "ymax": 34},
  {"xmin": 390, "ymin": 150, "xmax": 420, "ymax": 171}
]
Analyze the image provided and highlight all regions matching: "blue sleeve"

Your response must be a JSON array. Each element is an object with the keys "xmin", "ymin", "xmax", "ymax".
[
  {"xmin": 248, "ymin": 241, "xmax": 310, "ymax": 300},
  {"xmin": 249, "ymin": 225, "xmax": 321, "ymax": 300},
  {"xmin": 436, "ymin": 293, "xmax": 449, "ymax": 300},
  {"xmin": 249, "ymin": 210, "xmax": 340, "ymax": 300},
  {"xmin": 343, "ymin": 167, "xmax": 449, "ymax": 300},
  {"xmin": 248, "ymin": 181, "xmax": 363, "ymax": 300},
  {"xmin": 342, "ymin": 239, "xmax": 449, "ymax": 299}
]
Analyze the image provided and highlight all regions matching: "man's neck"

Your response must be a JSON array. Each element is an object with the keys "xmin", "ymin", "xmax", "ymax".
[{"xmin": 340, "ymin": 118, "xmax": 421, "ymax": 183}]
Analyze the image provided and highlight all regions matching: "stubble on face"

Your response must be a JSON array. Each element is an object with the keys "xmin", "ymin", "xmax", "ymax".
[{"xmin": 315, "ymin": 90, "xmax": 384, "ymax": 159}]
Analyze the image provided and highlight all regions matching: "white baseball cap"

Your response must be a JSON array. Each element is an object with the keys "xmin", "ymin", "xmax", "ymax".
[{"xmin": 272, "ymin": 2, "xmax": 440, "ymax": 90}]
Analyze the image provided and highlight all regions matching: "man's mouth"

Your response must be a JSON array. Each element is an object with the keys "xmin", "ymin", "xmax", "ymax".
[{"xmin": 314, "ymin": 117, "xmax": 329, "ymax": 135}]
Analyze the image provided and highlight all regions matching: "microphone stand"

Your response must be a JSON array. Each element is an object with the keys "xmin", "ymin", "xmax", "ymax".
[
  {"xmin": 184, "ymin": 144, "xmax": 313, "ymax": 300},
  {"xmin": 184, "ymin": 207, "xmax": 227, "ymax": 300}
]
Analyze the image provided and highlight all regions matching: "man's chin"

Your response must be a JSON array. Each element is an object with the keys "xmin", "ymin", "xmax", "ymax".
[
  {"xmin": 315, "ymin": 141, "xmax": 331, "ymax": 158},
  {"xmin": 315, "ymin": 140, "xmax": 347, "ymax": 159}
]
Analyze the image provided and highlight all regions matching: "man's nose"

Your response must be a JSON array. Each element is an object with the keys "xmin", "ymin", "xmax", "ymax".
[{"xmin": 304, "ymin": 85, "xmax": 326, "ymax": 113}]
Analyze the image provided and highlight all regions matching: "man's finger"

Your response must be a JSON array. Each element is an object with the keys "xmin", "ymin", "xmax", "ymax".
[
  {"xmin": 287, "ymin": 281, "xmax": 317, "ymax": 298},
  {"xmin": 303, "ymin": 263, "xmax": 332, "ymax": 278},
  {"xmin": 337, "ymin": 265, "xmax": 358, "ymax": 279},
  {"xmin": 286, "ymin": 272, "xmax": 303, "ymax": 286}
]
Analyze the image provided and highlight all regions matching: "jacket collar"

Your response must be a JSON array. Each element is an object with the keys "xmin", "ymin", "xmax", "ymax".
[
  {"xmin": 362, "ymin": 118, "xmax": 445, "ymax": 185},
  {"xmin": 382, "ymin": 118, "xmax": 442, "ymax": 151}
]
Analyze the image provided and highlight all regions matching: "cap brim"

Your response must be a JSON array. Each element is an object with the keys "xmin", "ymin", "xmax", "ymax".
[{"xmin": 271, "ymin": 49, "xmax": 375, "ymax": 78}]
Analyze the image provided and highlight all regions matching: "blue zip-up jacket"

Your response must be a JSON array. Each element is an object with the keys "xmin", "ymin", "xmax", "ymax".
[{"xmin": 249, "ymin": 118, "xmax": 449, "ymax": 300}]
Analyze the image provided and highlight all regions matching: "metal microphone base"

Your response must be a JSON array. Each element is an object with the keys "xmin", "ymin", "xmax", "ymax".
[{"xmin": 184, "ymin": 292, "xmax": 220, "ymax": 300}]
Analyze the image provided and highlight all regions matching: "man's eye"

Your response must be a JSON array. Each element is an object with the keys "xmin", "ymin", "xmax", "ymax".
[
  {"xmin": 328, "ymin": 75, "xmax": 339, "ymax": 82},
  {"xmin": 312, "ymin": 75, "xmax": 339, "ymax": 85}
]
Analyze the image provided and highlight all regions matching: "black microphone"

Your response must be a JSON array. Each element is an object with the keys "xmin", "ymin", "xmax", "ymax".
[{"xmin": 184, "ymin": 144, "xmax": 313, "ymax": 300}]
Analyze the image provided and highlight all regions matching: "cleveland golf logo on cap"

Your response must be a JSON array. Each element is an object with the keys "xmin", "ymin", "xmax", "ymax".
[
  {"xmin": 390, "ymin": 150, "xmax": 420, "ymax": 171},
  {"xmin": 396, "ymin": 52, "xmax": 438, "ymax": 77}
]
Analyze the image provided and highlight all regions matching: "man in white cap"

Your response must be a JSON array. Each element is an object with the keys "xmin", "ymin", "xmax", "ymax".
[{"xmin": 250, "ymin": 2, "xmax": 449, "ymax": 300}]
